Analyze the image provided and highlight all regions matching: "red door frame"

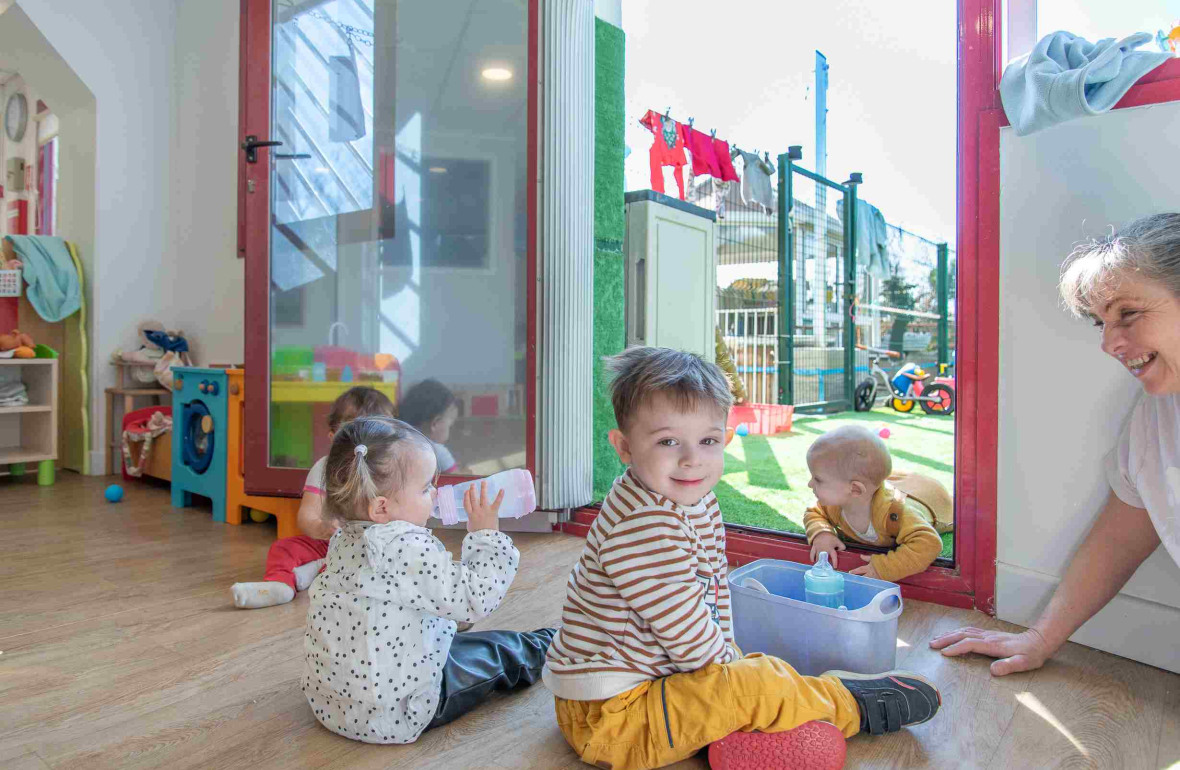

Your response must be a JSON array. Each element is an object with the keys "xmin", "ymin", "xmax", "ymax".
[
  {"xmin": 238, "ymin": 0, "xmax": 540, "ymax": 496},
  {"xmin": 562, "ymin": 0, "xmax": 1002, "ymax": 612}
]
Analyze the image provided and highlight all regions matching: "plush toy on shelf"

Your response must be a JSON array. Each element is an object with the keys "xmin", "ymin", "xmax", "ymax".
[{"xmin": 0, "ymin": 329, "xmax": 36, "ymax": 358}]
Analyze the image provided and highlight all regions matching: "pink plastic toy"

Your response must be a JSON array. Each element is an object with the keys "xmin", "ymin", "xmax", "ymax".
[{"xmin": 878, "ymin": 427, "xmax": 891, "ymax": 439}]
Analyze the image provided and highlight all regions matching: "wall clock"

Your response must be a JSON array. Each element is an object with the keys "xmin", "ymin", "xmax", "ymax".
[{"xmin": 5, "ymin": 92, "xmax": 27, "ymax": 143}]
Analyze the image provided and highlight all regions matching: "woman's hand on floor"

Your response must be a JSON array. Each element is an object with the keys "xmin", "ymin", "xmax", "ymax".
[{"xmin": 928, "ymin": 626, "xmax": 1052, "ymax": 677}]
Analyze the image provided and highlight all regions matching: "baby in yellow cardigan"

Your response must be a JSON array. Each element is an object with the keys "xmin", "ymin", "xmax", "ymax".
[{"xmin": 803, "ymin": 425, "xmax": 952, "ymax": 583}]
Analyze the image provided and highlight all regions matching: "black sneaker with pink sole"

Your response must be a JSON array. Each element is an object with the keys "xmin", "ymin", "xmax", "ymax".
[{"xmin": 824, "ymin": 669, "xmax": 942, "ymax": 735}]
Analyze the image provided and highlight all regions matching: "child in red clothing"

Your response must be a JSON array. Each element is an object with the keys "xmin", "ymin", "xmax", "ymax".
[{"xmin": 231, "ymin": 386, "xmax": 396, "ymax": 609}]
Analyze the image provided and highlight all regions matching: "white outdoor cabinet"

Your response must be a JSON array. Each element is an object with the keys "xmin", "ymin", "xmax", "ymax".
[{"xmin": 623, "ymin": 191, "xmax": 717, "ymax": 361}]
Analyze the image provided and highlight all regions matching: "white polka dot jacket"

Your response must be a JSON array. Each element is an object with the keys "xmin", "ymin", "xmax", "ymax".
[{"xmin": 302, "ymin": 520, "xmax": 520, "ymax": 743}]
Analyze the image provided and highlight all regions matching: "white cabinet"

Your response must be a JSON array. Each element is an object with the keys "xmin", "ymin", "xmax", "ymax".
[{"xmin": 624, "ymin": 191, "xmax": 717, "ymax": 361}]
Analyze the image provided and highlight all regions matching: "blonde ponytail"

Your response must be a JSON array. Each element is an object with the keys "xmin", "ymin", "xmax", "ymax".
[{"xmin": 324, "ymin": 416, "xmax": 431, "ymax": 521}]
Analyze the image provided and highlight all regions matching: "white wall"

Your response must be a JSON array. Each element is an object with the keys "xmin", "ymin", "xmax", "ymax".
[
  {"xmin": 169, "ymin": 0, "xmax": 243, "ymax": 367},
  {"xmin": 0, "ymin": 8, "xmax": 96, "ymax": 294},
  {"xmin": 11, "ymin": 0, "xmax": 243, "ymax": 471},
  {"xmin": 998, "ymin": 102, "xmax": 1180, "ymax": 673}
]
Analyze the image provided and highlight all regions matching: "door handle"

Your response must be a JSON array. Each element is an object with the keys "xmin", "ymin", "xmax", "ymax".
[{"xmin": 241, "ymin": 134, "xmax": 283, "ymax": 163}]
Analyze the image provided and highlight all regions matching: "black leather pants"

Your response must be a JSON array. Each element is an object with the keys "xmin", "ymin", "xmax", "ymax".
[{"xmin": 427, "ymin": 627, "xmax": 557, "ymax": 730}]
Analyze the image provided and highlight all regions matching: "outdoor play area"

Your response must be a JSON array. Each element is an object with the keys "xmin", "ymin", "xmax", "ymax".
[
  {"xmin": 716, "ymin": 409, "xmax": 955, "ymax": 559},
  {"xmin": 705, "ymin": 143, "xmax": 958, "ymax": 559},
  {"xmin": 628, "ymin": 34, "xmax": 960, "ymax": 563}
]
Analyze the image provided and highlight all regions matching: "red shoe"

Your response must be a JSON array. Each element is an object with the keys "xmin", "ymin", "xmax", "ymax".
[{"xmin": 708, "ymin": 721, "xmax": 846, "ymax": 770}]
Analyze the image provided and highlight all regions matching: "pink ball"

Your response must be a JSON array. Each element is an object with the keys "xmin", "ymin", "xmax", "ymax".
[{"xmin": 878, "ymin": 427, "xmax": 891, "ymax": 439}]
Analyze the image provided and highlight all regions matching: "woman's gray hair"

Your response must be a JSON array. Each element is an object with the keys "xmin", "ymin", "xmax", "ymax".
[{"xmin": 1059, "ymin": 213, "xmax": 1180, "ymax": 318}]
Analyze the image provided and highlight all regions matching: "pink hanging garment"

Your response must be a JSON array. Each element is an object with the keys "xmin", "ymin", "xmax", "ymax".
[
  {"xmin": 684, "ymin": 127, "xmax": 722, "ymax": 178},
  {"xmin": 712, "ymin": 137, "xmax": 741, "ymax": 183}
]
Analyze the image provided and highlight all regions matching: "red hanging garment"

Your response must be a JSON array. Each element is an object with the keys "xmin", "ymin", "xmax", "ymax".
[
  {"xmin": 711, "ymin": 137, "xmax": 741, "ymax": 183},
  {"xmin": 639, "ymin": 110, "xmax": 687, "ymax": 200},
  {"xmin": 684, "ymin": 126, "xmax": 724, "ymax": 178}
]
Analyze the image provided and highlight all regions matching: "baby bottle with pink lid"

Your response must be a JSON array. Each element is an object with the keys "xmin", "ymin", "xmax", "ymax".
[{"xmin": 433, "ymin": 468, "xmax": 537, "ymax": 525}]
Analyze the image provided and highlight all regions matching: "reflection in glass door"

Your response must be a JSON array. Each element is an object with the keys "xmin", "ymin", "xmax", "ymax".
[{"xmin": 260, "ymin": 0, "xmax": 530, "ymax": 482}]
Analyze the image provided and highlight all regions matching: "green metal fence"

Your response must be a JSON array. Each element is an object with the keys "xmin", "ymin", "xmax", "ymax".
[
  {"xmin": 857, "ymin": 223, "xmax": 956, "ymax": 371},
  {"xmin": 778, "ymin": 148, "xmax": 860, "ymax": 413},
  {"xmin": 708, "ymin": 147, "xmax": 953, "ymax": 412}
]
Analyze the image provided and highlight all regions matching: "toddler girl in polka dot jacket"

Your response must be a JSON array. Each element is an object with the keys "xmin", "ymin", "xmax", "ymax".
[{"xmin": 302, "ymin": 416, "xmax": 555, "ymax": 744}]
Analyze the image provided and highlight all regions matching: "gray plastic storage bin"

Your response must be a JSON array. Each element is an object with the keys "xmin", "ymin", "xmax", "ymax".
[{"xmin": 729, "ymin": 559, "xmax": 903, "ymax": 676}]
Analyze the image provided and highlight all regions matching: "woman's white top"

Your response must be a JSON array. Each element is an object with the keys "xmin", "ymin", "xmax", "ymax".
[{"xmin": 1106, "ymin": 393, "xmax": 1180, "ymax": 565}]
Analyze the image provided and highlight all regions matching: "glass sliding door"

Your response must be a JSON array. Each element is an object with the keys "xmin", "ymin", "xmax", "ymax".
[{"xmin": 242, "ymin": 0, "xmax": 534, "ymax": 494}]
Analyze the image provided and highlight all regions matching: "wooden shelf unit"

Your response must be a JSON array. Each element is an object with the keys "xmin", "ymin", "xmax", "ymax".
[
  {"xmin": 105, "ymin": 362, "xmax": 171, "ymax": 475},
  {"xmin": 0, "ymin": 358, "xmax": 58, "ymax": 483}
]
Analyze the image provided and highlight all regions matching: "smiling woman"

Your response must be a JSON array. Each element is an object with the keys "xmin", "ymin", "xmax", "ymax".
[
  {"xmin": 932, "ymin": 213, "xmax": 1180, "ymax": 675},
  {"xmin": 1059, "ymin": 214, "xmax": 1180, "ymax": 395}
]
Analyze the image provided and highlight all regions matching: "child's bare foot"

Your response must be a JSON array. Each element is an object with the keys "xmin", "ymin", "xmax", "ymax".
[
  {"xmin": 708, "ymin": 721, "xmax": 845, "ymax": 770},
  {"xmin": 231, "ymin": 581, "xmax": 295, "ymax": 609}
]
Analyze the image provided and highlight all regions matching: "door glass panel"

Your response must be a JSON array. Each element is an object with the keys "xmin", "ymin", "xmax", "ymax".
[
  {"xmin": 268, "ymin": 0, "xmax": 529, "ymax": 476},
  {"xmin": 632, "ymin": 0, "xmax": 957, "ymax": 564}
]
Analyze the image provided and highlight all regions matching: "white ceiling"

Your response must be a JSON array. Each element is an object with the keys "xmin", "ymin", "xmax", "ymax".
[{"xmin": 397, "ymin": 0, "xmax": 527, "ymax": 138}]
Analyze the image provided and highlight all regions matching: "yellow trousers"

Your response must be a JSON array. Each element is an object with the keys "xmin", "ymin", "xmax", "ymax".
[{"xmin": 553, "ymin": 654, "xmax": 861, "ymax": 770}]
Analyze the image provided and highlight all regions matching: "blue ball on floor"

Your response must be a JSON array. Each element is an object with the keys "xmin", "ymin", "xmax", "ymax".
[
  {"xmin": 104, "ymin": 484, "xmax": 124, "ymax": 503},
  {"xmin": 735, "ymin": 423, "xmax": 750, "ymax": 437}
]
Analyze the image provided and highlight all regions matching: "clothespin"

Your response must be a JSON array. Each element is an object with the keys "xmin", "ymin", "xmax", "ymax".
[
  {"xmin": 710, "ymin": 128, "xmax": 717, "ymax": 138},
  {"xmin": 763, "ymin": 151, "xmax": 770, "ymax": 164},
  {"xmin": 688, "ymin": 117, "xmax": 695, "ymax": 128},
  {"xmin": 665, "ymin": 106, "xmax": 672, "ymax": 119}
]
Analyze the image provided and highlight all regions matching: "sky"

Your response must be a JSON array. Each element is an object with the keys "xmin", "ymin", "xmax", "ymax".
[{"xmin": 624, "ymin": 0, "xmax": 1179, "ymax": 250}]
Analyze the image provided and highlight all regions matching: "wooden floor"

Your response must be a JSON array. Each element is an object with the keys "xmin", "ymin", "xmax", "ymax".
[{"xmin": 2, "ymin": 475, "xmax": 1178, "ymax": 770}]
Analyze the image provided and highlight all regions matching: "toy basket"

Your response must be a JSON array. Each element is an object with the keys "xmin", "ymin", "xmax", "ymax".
[
  {"xmin": 729, "ymin": 559, "xmax": 903, "ymax": 676},
  {"xmin": 0, "ymin": 269, "xmax": 22, "ymax": 297}
]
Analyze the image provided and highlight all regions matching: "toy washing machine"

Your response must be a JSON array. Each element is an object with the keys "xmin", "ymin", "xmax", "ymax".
[{"xmin": 171, "ymin": 367, "xmax": 228, "ymax": 522}]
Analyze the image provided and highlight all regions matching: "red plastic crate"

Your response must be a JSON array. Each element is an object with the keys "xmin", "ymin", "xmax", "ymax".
[{"xmin": 727, "ymin": 403, "xmax": 794, "ymax": 435}]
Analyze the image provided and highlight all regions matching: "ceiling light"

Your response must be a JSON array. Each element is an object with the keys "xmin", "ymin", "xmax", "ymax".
[
  {"xmin": 481, "ymin": 67, "xmax": 513, "ymax": 82},
  {"xmin": 428, "ymin": 166, "xmax": 447, "ymax": 174}
]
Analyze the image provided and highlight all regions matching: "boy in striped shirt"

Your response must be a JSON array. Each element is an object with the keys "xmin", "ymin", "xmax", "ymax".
[{"xmin": 544, "ymin": 347, "xmax": 941, "ymax": 770}]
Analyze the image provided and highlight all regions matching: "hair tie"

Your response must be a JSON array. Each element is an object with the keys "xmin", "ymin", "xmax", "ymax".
[{"xmin": 354, "ymin": 444, "xmax": 368, "ymax": 458}]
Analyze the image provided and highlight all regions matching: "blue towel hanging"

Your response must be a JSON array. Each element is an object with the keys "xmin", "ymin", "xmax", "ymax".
[{"xmin": 4, "ymin": 235, "xmax": 81, "ymax": 322}]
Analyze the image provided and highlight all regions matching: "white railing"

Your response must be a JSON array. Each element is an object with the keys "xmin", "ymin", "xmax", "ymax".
[{"xmin": 717, "ymin": 308, "xmax": 778, "ymax": 405}]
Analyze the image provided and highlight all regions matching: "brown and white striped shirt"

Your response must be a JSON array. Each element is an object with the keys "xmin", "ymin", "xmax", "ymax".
[{"xmin": 542, "ymin": 470, "xmax": 737, "ymax": 701}]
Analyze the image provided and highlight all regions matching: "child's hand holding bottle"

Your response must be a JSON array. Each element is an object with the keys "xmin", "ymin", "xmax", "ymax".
[
  {"xmin": 464, "ymin": 481, "xmax": 505, "ymax": 533},
  {"xmin": 809, "ymin": 532, "xmax": 846, "ymax": 569}
]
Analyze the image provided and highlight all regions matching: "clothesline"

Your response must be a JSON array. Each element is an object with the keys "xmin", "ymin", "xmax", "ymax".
[
  {"xmin": 636, "ymin": 107, "xmax": 775, "ymax": 210},
  {"xmin": 632, "ymin": 110, "xmax": 773, "ymax": 163}
]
